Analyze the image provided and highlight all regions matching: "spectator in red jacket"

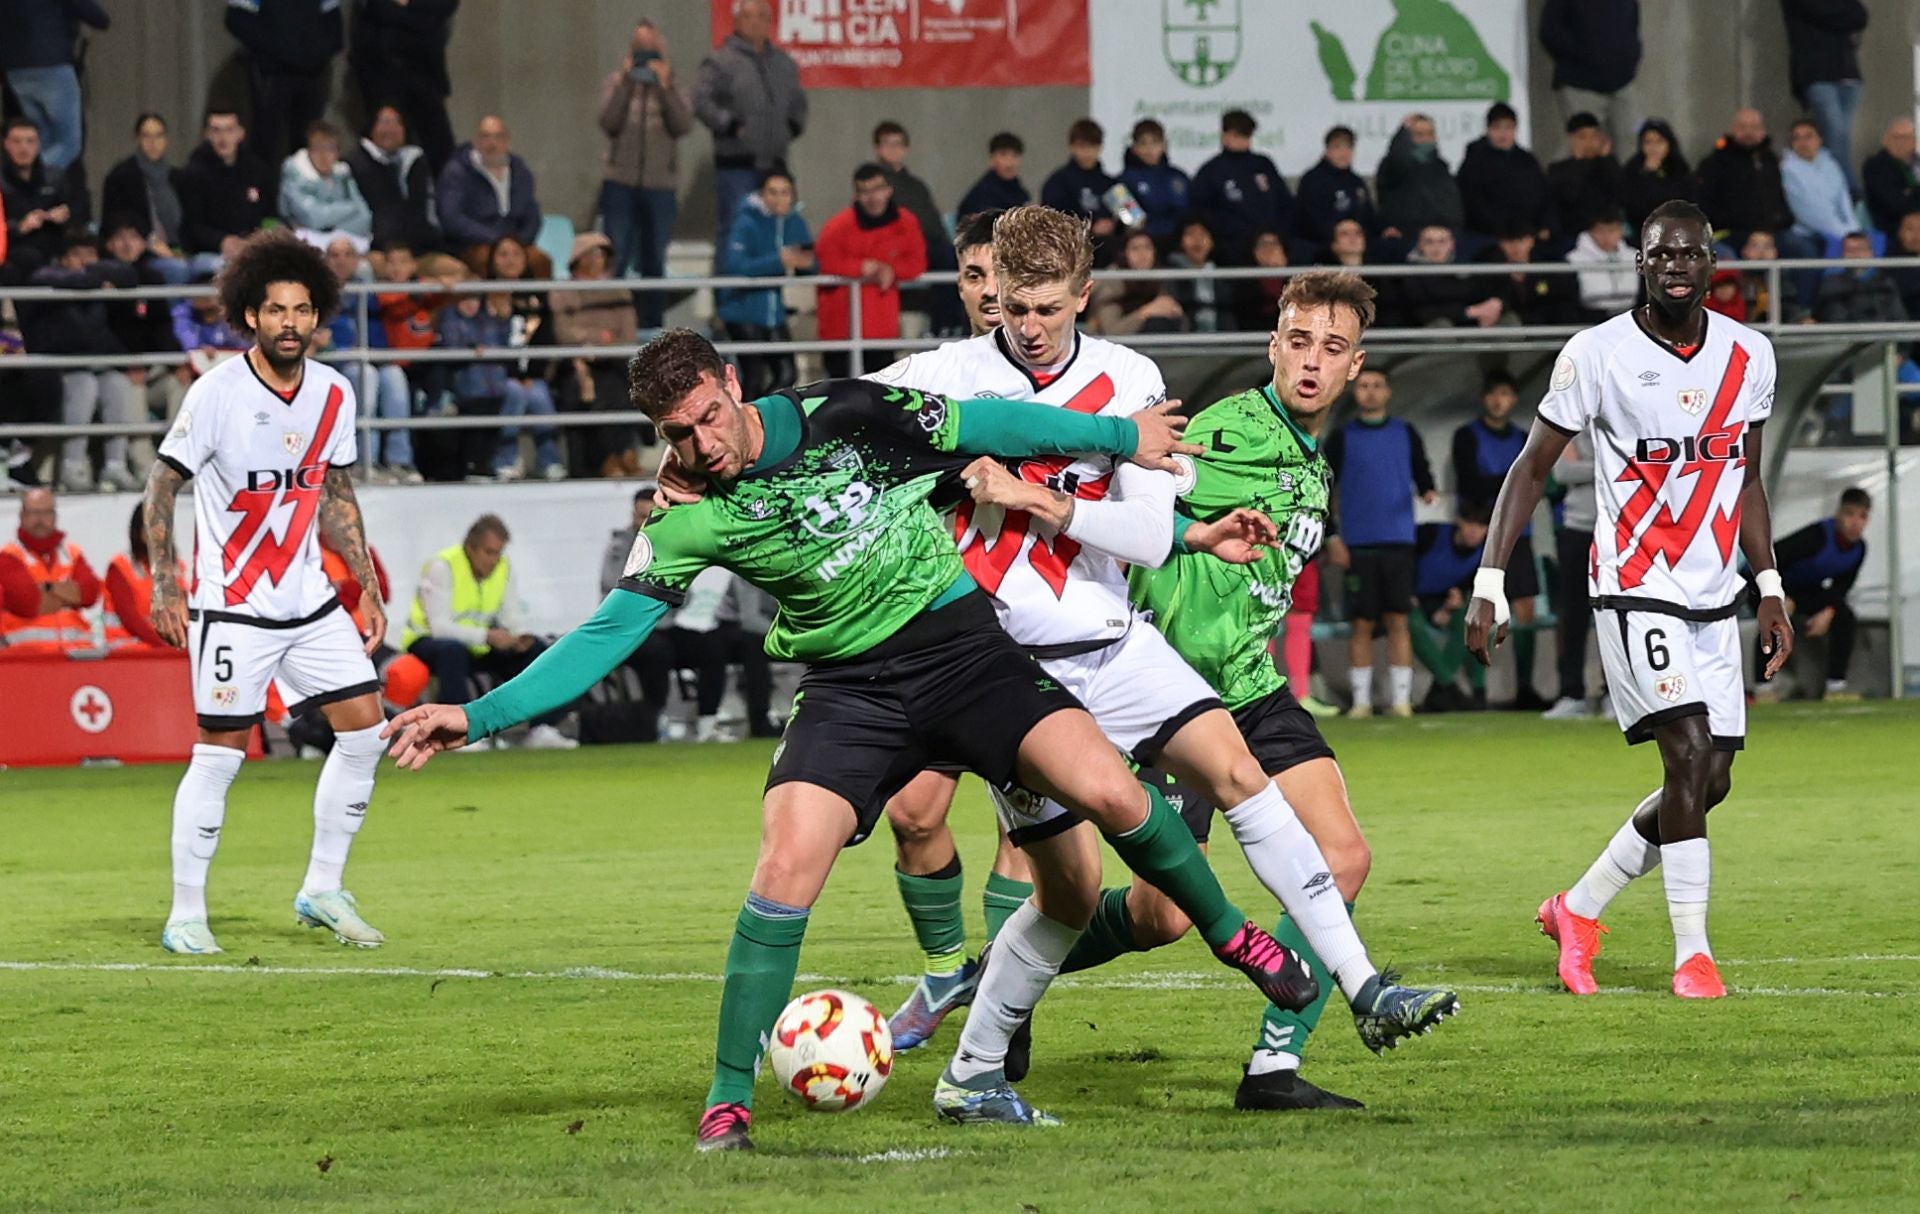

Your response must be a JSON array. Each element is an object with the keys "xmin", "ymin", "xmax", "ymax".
[
  {"xmin": 104, "ymin": 502, "xmax": 184, "ymax": 650},
  {"xmin": 813, "ymin": 162, "xmax": 927, "ymax": 378},
  {"xmin": 1, "ymin": 487, "xmax": 100, "ymax": 655}
]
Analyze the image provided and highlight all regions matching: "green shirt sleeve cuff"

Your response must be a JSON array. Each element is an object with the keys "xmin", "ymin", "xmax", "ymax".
[
  {"xmin": 950, "ymin": 397, "xmax": 1138, "ymax": 459},
  {"xmin": 1170, "ymin": 510, "xmax": 1198, "ymax": 556},
  {"xmin": 466, "ymin": 591, "xmax": 669, "ymax": 741}
]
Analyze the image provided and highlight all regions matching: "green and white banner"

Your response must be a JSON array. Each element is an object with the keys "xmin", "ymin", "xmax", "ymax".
[{"xmin": 1091, "ymin": 0, "xmax": 1530, "ymax": 178}]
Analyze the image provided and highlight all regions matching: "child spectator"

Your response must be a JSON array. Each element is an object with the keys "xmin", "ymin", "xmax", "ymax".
[
  {"xmin": 1236, "ymin": 228, "xmax": 1292, "ymax": 332},
  {"xmin": 438, "ymin": 289, "xmax": 563, "ymax": 481},
  {"xmin": 1167, "ymin": 215, "xmax": 1227, "ymax": 332},
  {"xmin": 374, "ymin": 239, "xmax": 454, "ymax": 474},
  {"xmin": 320, "ymin": 235, "xmax": 418, "ymax": 483},
  {"xmin": 485, "ymin": 235, "xmax": 563, "ymax": 479},
  {"xmin": 1566, "ymin": 211, "xmax": 1638, "ymax": 317},
  {"xmin": 1117, "ymin": 119, "xmax": 1190, "ymax": 247}
]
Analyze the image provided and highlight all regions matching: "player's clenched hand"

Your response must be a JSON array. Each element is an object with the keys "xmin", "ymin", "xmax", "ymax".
[
  {"xmin": 1757, "ymin": 596, "xmax": 1794, "ymax": 679},
  {"xmin": 652, "ymin": 447, "xmax": 705, "ymax": 508},
  {"xmin": 1464, "ymin": 596, "xmax": 1506, "ymax": 666},
  {"xmin": 151, "ymin": 578, "xmax": 189, "ymax": 649},
  {"xmin": 382, "ymin": 704, "xmax": 472, "ymax": 770},
  {"xmin": 961, "ymin": 457, "xmax": 1040, "ymax": 510},
  {"xmin": 1184, "ymin": 508, "xmax": 1279, "ymax": 565},
  {"xmin": 1128, "ymin": 400, "xmax": 1201, "ymax": 472}
]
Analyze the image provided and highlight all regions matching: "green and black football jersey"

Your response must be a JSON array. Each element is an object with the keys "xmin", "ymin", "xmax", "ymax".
[{"xmin": 1129, "ymin": 385, "xmax": 1331, "ymax": 710}]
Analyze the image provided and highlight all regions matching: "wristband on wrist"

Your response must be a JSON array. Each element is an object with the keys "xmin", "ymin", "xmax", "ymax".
[
  {"xmin": 1472, "ymin": 566, "xmax": 1507, "ymax": 599},
  {"xmin": 1754, "ymin": 568, "xmax": 1785, "ymax": 602}
]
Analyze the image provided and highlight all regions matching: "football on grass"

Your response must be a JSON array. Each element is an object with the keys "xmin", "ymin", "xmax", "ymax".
[{"xmin": 768, "ymin": 989, "xmax": 894, "ymax": 1111}]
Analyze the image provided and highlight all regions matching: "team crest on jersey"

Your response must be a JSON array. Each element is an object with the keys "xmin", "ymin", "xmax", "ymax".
[
  {"xmin": 1675, "ymin": 389, "xmax": 1706, "ymax": 415},
  {"xmin": 748, "ymin": 499, "xmax": 771, "ymax": 519},
  {"xmin": 283, "ymin": 432, "xmax": 306, "ymax": 456},
  {"xmin": 623, "ymin": 533, "xmax": 653, "ymax": 577},
  {"xmin": 1655, "ymin": 674, "xmax": 1688, "ymax": 702}
]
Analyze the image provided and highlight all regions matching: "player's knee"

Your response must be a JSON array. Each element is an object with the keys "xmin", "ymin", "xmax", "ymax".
[
  {"xmin": 1706, "ymin": 769, "xmax": 1733, "ymax": 809},
  {"xmin": 1211, "ymin": 753, "xmax": 1273, "ymax": 807},
  {"xmin": 1072, "ymin": 767, "xmax": 1149, "ymax": 832},
  {"xmin": 884, "ymin": 797, "xmax": 943, "ymax": 845}
]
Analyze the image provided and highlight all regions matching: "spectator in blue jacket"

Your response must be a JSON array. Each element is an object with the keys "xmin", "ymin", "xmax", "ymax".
[
  {"xmin": 956, "ymin": 131, "xmax": 1030, "ymax": 219},
  {"xmin": 1764, "ymin": 486, "xmax": 1871, "ymax": 700},
  {"xmin": 1294, "ymin": 125, "xmax": 1377, "ymax": 248},
  {"xmin": 1781, "ymin": 118, "xmax": 1856, "ymax": 247},
  {"xmin": 717, "ymin": 168, "xmax": 813, "ymax": 398},
  {"xmin": 436, "ymin": 114, "xmax": 542, "ymax": 264},
  {"xmin": 1782, "ymin": 0, "xmax": 1868, "ymax": 195},
  {"xmin": 1118, "ymin": 119, "xmax": 1190, "ymax": 248},
  {"xmin": 1191, "ymin": 109, "xmax": 1292, "ymax": 265},
  {"xmin": 280, "ymin": 121, "xmax": 372, "ymax": 241}
]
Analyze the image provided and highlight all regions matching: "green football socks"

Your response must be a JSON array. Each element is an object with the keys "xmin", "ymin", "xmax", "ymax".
[
  {"xmin": 896, "ymin": 856, "xmax": 968, "ymax": 976},
  {"xmin": 1058, "ymin": 886, "xmax": 1139, "ymax": 974},
  {"xmin": 1103, "ymin": 781, "xmax": 1243, "ymax": 949},
  {"xmin": 706, "ymin": 895, "xmax": 809, "ymax": 1110},
  {"xmin": 1253, "ymin": 900, "xmax": 1354, "ymax": 1064},
  {"xmin": 982, "ymin": 870, "xmax": 1034, "ymax": 943}
]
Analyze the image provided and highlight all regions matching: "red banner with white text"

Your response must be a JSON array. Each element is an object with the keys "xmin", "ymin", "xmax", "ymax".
[{"xmin": 711, "ymin": 1, "xmax": 1089, "ymax": 90}]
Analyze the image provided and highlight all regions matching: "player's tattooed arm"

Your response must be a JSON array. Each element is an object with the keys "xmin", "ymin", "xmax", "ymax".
[
  {"xmin": 142, "ymin": 460, "xmax": 190, "ymax": 648},
  {"xmin": 321, "ymin": 466, "xmax": 388, "ymax": 655},
  {"xmin": 1738, "ymin": 424, "xmax": 1794, "ymax": 676}
]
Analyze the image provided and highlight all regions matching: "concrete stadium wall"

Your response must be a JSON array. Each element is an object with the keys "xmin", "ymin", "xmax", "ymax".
[{"xmin": 78, "ymin": 2, "xmax": 1920, "ymax": 249}]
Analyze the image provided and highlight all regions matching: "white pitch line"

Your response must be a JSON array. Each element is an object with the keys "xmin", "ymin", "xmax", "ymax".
[{"xmin": 0, "ymin": 959, "xmax": 1910, "ymax": 998}]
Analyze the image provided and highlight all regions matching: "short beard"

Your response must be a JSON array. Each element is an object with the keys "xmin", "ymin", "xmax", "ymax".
[{"xmin": 257, "ymin": 331, "xmax": 310, "ymax": 374}]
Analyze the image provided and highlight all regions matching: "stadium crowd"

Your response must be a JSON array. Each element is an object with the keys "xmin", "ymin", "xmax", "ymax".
[{"xmin": 0, "ymin": 0, "xmax": 1900, "ymax": 718}]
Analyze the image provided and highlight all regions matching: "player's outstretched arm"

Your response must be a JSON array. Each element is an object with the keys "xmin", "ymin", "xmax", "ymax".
[
  {"xmin": 1465, "ymin": 419, "xmax": 1571, "ymax": 665},
  {"xmin": 382, "ymin": 590, "xmax": 671, "ymax": 768},
  {"xmin": 949, "ymin": 397, "xmax": 1200, "ymax": 471},
  {"xmin": 141, "ymin": 460, "xmax": 189, "ymax": 649},
  {"xmin": 319, "ymin": 467, "xmax": 386, "ymax": 656},
  {"xmin": 1738, "ymin": 424, "xmax": 1794, "ymax": 678}
]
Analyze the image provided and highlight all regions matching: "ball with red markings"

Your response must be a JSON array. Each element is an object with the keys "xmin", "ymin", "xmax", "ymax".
[{"xmin": 766, "ymin": 989, "xmax": 894, "ymax": 1112}]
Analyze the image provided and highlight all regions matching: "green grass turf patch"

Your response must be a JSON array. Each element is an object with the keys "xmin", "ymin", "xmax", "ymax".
[{"xmin": 3, "ymin": 702, "xmax": 1917, "ymax": 1211}]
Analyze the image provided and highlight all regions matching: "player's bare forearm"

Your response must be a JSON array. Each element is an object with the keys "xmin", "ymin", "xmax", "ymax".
[
  {"xmin": 1735, "ymin": 425, "xmax": 1775, "ymax": 573},
  {"xmin": 320, "ymin": 468, "xmax": 381, "ymax": 604},
  {"xmin": 1481, "ymin": 421, "xmax": 1570, "ymax": 572},
  {"xmin": 142, "ymin": 461, "xmax": 184, "ymax": 589}
]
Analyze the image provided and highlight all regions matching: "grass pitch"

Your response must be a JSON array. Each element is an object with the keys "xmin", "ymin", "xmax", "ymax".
[{"xmin": 3, "ymin": 702, "xmax": 1917, "ymax": 1212}]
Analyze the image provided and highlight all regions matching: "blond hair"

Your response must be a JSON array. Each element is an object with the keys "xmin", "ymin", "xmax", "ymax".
[
  {"xmin": 991, "ymin": 205, "xmax": 1094, "ymax": 294},
  {"xmin": 1277, "ymin": 270, "xmax": 1378, "ymax": 334}
]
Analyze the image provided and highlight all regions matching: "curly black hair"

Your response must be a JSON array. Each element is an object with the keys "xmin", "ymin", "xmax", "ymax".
[{"xmin": 215, "ymin": 231, "xmax": 342, "ymax": 339}]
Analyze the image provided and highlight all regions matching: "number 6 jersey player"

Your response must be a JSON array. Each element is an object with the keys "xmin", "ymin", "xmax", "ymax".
[
  {"xmin": 143, "ymin": 233, "xmax": 393, "ymax": 955},
  {"xmin": 1465, "ymin": 201, "xmax": 1794, "ymax": 999}
]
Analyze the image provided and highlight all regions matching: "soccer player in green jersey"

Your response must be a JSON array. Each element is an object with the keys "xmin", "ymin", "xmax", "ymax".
[{"xmin": 383, "ymin": 329, "xmax": 1322, "ymax": 1151}]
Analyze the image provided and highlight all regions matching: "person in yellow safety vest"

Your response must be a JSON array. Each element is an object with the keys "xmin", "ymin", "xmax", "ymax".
[
  {"xmin": 400, "ymin": 513, "xmax": 577, "ymax": 749},
  {"xmin": 0, "ymin": 488, "xmax": 102, "ymax": 655}
]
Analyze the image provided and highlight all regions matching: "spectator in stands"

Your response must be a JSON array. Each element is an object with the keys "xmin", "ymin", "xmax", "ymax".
[
  {"xmin": 372, "ymin": 239, "xmax": 449, "ymax": 481},
  {"xmin": 957, "ymin": 131, "xmax": 1029, "ymax": 218},
  {"xmin": 1704, "ymin": 268, "xmax": 1749, "ymax": 323},
  {"xmin": 280, "ymin": 121, "xmax": 372, "ymax": 243},
  {"xmin": 1295, "ymin": 126, "xmax": 1377, "ymax": 250},
  {"xmin": 102, "ymin": 503, "xmax": 172, "ymax": 649},
  {"xmin": 347, "ymin": 105, "xmax": 441, "ymax": 253},
  {"xmin": 1452, "ymin": 369, "xmax": 1545, "ymax": 708},
  {"xmin": 1406, "ymin": 504, "xmax": 1493, "ymax": 712},
  {"xmin": 590, "ymin": 490, "xmax": 677, "ymax": 743},
  {"xmin": 1041, "ymin": 118, "xmax": 1118, "ymax": 256},
  {"xmin": 1321, "ymin": 365, "xmax": 1435, "ymax": 718},
  {"xmin": 676, "ymin": 568, "xmax": 780, "ymax": 741},
  {"xmin": 1547, "ymin": 112, "xmax": 1622, "ymax": 242},
  {"xmin": 814, "ymin": 162, "xmax": 927, "ymax": 379},
  {"xmin": 551, "ymin": 231, "xmax": 642, "ymax": 478},
  {"xmin": 1088, "ymin": 228, "xmax": 1184, "ymax": 335},
  {"xmin": 1724, "ymin": 230, "xmax": 1806, "ymax": 325},
  {"xmin": 1566, "ymin": 211, "xmax": 1638, "ymax": 317},
  {"xmin": 1618, "ymin": 118, "xmax": 1693, "ymax": 234},
  {"xmin": 1538, "ymin": 0, "xmax": 1640, "ymax": 144},
  {"xmin": 316, "ymin": 235, "xmax": 411, "ymax": 483},
  {"xmin": 1475, "ymin": 226, "xmax": 1578, "ymax": 325},
  {"xmin": 716, "ymin": 167, "xmax": 812, "ymax": 398},
  {"xmin": 438, "ymin": 287, "xmax": 562, "ymax": 482},
  {"xmin": 1235, "ymin": 228, "xmax": 1292, "ymax": 332},
  {"xmin": 1766, "ymin": 486, "xmax": 1871, "ymax": 700},
  {"xmin": 168, "ymin": 289, "xmax": 249, "ymax": 382},
  {"xmin": 1695, "ymin": 109, "xmax": 1802, "ymax": 251},
  {"xmin": 350, "ymin": 0, "xmax": 459, "ymax": 173},
  {"xmin": 1542, "ymin": 426, "xmax": 1599, "ymax": 718},
  {"xmin": 1783, "ymin": 118, "xmax": 1858, "ymax": 248},
  {"xmin": 1316, "ymin": 216, "xmax": 1370, "ymax": 270},
  {"xmin": 437, "ymin": 115, "xmax": 541, "ymax": 267},
  {"xmin": 225, "ymin": 0, "xmax": 342, "ymax": 163},
  {"xmin": 599, "ymin": 20, "xmax": 693, "ymax": 330},
  {"xmin": 1862, "ymin": 118, "xmax": 1920, "ymax": 236},
  {"xmin": 20, "ymin": 229, "xmax": 142, "ymax": 492},
  {"xmin": 0, "ymin": 487, "xmax": 99, "ymax": 654},
  {"xmin": 1398, "ymin": 224, "xmax": 1503, "ymax": 328},
  {"xmin": 178, "ymin": 108, "xmax": 277, "ymax": 267},
  {"xmin": 1167, "ymin": 216, "xmax": 1227, "ymax": 333},
  {"xmin": 101, "ymin": 114, "xmax": 191, "ymax": 283},
  {"xmin": 1191, "ymin": 110, "xmax": 1291, "ymax": 265},
  {"xmin": 1376, "ymin": 113, "xmax": 1463, "ymax": 241},
  {"xmin": 695, "ymin": 0, "xmax": 808, "ymax": 256},
  {"xmin": 2, "ymin": 117, "xmax": 77, "ymax": 272},
  {"xmin": 1886, "ymin": 211, "xmax": 1920, "ymax": 321},
  {"xmin": 1119, "ymin": 119, "xmax": 1191, "ymax": 248},
  {"xmin": 401, "ymin": 514, "xmax": 577, "ymax": 750},
  {"xmin": 485, "ymin": 236, "xmax": 562, "ymax": 468},
  {"xmin": 1814, "ymin": 231, "xmax": 1907, "ymax": 323},
  {"xmin": 1456, "ymin": 102, "xmax": 1552, "ymax": 244},
  {"xmin": 873, "ymin": 120, "xmax": 962, "ymax": 335},
  {"xmin": 1782, "ymin": 0, "xmax": 1868, "ymax": 194},
  {"xmin": 99, "ymin": 219, "xmax": 183, "ymax": 470},
  {"xmin": 0, "ymin": 0, "xmax": 108, "ymax": 172}
]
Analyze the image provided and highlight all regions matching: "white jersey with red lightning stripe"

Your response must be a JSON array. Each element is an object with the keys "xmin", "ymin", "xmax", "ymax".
[
  {"xmin": 158, "ymin": 354, "xmax": 360, "ymax": 620},
  {"xmin": 1537, "ymin": 310, "xmax": 1776, "ymax": 614},
  {"xmin": 868, "ymin": 329, "xmax": 1168, "ymax": 648}
]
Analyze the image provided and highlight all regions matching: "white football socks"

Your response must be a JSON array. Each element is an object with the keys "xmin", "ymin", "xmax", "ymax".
[
  {"xmin": 169, "ymin": 743, "xmax": 245, "ymax": 921},
  {"xmin": 1565, "ymin": 792, "xmax": 1662, "ymax": 920},
  {"xmin": 1388, "ymin": 665, "xmax": 1413, "ymax": 709},
  {"xmin": 302, "ymin": 723, "xmax": 384, "ymax": 897},
  {"xmin": 1220, "ymin": 783, "xmax": 1373, "ymax": 1000},
  {"xmin": 949, "ymin": 901, "xmax": 1077, "ymax": 1083},
  {"xmin": 1661, "ymin": 837, "xmax": 1712, "ymax": 966},
  {"xmin": 1349, "ymin": 666, "xmax": 1373, "ymax": 710}
]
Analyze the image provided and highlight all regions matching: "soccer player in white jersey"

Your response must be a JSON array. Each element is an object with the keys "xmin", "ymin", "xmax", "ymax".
[
  {"xmin": 143, "ymin": 232, "xmax": 394, "ymax": 955},
  {"xmin": 1465, "ymin": 201, "xmax": 1794, "ymax": 999}
]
